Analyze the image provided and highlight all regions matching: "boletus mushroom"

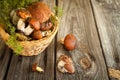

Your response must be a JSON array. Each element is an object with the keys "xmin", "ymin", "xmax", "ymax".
[{"xmin": 64, "ymin": 34, "xmax": 77, "ymax": 51}]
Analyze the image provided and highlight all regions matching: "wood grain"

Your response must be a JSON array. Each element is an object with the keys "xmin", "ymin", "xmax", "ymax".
[
  {"xmin": 0, "ymin": 37, "xmax": 11, "ymax": 80},
  {"xmin": 56, "ymin": 0, "xmax": 109, "ymax": 80},
  {"xmin": 5, "ymin": 0, "xmax": 56, "ymax": 80},
  {"xmin": 91, "ymin": 0, "xmax": 120, "ymax": 69}
]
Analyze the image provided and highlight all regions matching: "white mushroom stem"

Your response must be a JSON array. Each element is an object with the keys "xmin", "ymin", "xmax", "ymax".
[
  {"xmin": 57, "ymin": 60, "xmax": 68, "ymax": 73},
  {"xmin": 17, "ymin": 19, "xmax": 34, "ymax": 36},
  {"xmin": 36, "ymin": 66, "xmax": 44, "ymax": 72},
  {"xmin": 17, "ymin": 18, "xmax": 25, "ymax": 31},
  {"xmin": 24, "ymin": 25, "xmax": 34, "ymax": 36}
]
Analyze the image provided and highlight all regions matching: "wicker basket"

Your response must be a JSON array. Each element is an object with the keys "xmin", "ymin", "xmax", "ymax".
[{"xmin": 0, "ymin": 16, "xmax": 59, "ymax": 56}]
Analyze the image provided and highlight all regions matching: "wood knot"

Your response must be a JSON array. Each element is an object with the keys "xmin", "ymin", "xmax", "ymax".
[{"xmin": 80, "ymin": 57, "xmax": 91, "ymax": 69}]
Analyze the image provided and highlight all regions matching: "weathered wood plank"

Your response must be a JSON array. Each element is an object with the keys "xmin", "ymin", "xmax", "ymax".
[
  {"xmin": 6, "ymin": 0, "xmax": 56, "ymax": 80},
  {"xmin": 0, "ymin": 37, "xmax": 11, "ymax": 80},
  {"xmin": 91, "ymin": 0, "xmax": 120, "ymax": 72},
  {"xmin": 56, "ymin": 0, "xmax": 109, "ymax": 80}
]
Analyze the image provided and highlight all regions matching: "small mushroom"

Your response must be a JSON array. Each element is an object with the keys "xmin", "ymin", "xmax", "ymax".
[
  {"xmin": 17, "ymin": 8, "xmax": 32, "ymax": 19},
  {"xmin": 64, "ymin": 34, "xmax": 77, "ymax": 51},
  {"xmin": 57, "ymin": 54, "xmax": 75, "ymax": 74},
  {"xmin": 33, "ymin": 30, "xmax": 43, "ymax": 39},
  {"xmin": 29, "ymin": 18, "xmax": 40, "ymax": 30},
  {"xmin": 57, "ymin": 60, "xmax": 68, "ymax": 72},
  {"xmin": 32, "ymin": 63, "xmax": 44, "ymax": 72},
  {"xmin": 40, "ymin": 21, "xmax": 53, "ymax": 31}
]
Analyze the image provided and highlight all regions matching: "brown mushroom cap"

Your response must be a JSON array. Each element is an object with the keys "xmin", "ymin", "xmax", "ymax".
[
  {"xmin": 32, "ymin": 63, "xmax": 38, "ymax": 71},
  {"xmin": 27, "ymin": 2, "xmax": 51, "ymax": 23},
  {"xmin": 29, "ymin": 18, "xmax": 40, "ymax": 30},
  {"xmin": 33, "ymin": 30, "xmax": 43, "ymax": 39},
  {"xmin": 64, "ymin": 34, "xmax": 77, "ymax": 51}
]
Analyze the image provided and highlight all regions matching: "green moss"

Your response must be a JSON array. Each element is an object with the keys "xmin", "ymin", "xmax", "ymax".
[
  {"xmin": 54, "ymin": 6, "xmax": 63, "ymax": 18},
  {"xmin": 6, "ymin": 35, "xmax": 23, "ymax": 55}
]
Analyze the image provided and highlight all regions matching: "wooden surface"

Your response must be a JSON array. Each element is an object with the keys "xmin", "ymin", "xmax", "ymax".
[
  {"xmin": 91, "ymin": 0, "xmax": 120, "ymax": 68},
  {"xmin": 0, "ymin": 0, "xmax": 120, "ymax": 80},
  {"xmin": 56, "ymin": 0, "xmax": 108, "ymax": 80}
]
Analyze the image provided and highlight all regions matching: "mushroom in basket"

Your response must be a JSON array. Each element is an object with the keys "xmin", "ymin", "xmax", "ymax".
[{"xmin": 0, "ymin": 1, "xmax": 59, "ymax": 56}]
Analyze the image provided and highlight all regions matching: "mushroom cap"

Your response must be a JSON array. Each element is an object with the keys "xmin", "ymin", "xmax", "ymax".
[
  {"xmin": 29, "ymin": 18, "xmax": 40, "ymax": 30},
  {"xmin": 27, "ymin": 2, "xmax": 51, "ymax": 23},
  {"xmin": 32, "ymin": 63, "xmax": 38, "ymax": 71},
  {"xmin": 64, "ymin": 34, "xmax": 77, "ymax": 51},
  {"xmin": 33, "ymin": 30, "xmax": 43, "ymax": 39}
]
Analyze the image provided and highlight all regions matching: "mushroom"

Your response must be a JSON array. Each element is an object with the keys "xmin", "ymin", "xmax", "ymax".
[
  {"xmin": 64, "ymin": 34, "xmax": 77, "ymax": 51},
  {"xmin": 57, "ymin": 60, "xmax": 68, "ymax": 72},
  {"xmin": 33, "ymin": 30, "xmax": 43, "ymax": 39},
  {"xmin": 57, "ymin": 54, "xmax": 75, "ymax": 73},
  {"xmin": 29, "ymin": 18, "xmax": 40, "ymax": 30},
  {"xmin": 17, "ymin": 19, "xmax": 34, "ymax": 36},
  {"xmin": 32, "ymin": 63, "xmax": 44, "ymax": 72},
  {"xmin": 40, "ymin": 21, "xmax": 53, "ymax": 31},
  {"xmin": 17, "ymin": 18, "xmax": 25, "ymax": 31},
  {"xmin": 27, "ymin": 2, "xmax": 51, "ymax": 23},
  {"xmin": 17, "ymin": 8, "xmax": 32, "ymax": 19}
]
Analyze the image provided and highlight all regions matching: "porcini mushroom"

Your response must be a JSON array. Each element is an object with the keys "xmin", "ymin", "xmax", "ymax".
[
  {"xmin": 27, "ymin": 2, "xmax": 51, "ymax": 23},
  {"xmin": 40, "ymin": 21, "xmax": 53, "ymax": 31},
  {"xmin": 64, "ymin": 34, "xmax": 77, "ymax": 51},
  {"xmin": 32, "ymin": 63, "xmax": 44, "ymax": 72},
  {"xmin": 29, "ymin": 18, "xmax": 40, "ymax": 30},
  {"xmin": 33, "ymin": 30, "xmax": 43, "ymax": 39},
  {"xmin": 57, "ymin": 54, "xmax": 75, "ymax": 73},
  {"xmin": 17, "ymin": 8, "xmax": 32, "ymax": 19}
]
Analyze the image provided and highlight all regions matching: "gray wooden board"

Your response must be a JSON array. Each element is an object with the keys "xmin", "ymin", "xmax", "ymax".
[
  {"xmin": 56, "ymin": 0, "xmax": 109, "ymax": 80},
  {"xmin": 5, "ymin": 0, "xmax": 56, "ymax": 80},
  {"xmin": 91, "ymin": 0, "xmax": 120, "ymax": 69},
  {"xmin": 0, "ymin": 38, "xmax": 11, "ymax": 80},
  {"xmin": 91, "ymin": 0, "xmax": 120, "ymax": 79}
]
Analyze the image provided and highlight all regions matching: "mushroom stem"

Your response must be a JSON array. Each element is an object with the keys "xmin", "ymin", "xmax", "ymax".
[
  {"xmin": 59, "ymin": 38, "xmax": 64, "ymax": 44},
  {"xmin": 36, "ymin": 66, "xmax": 44, "ymax": 72}
]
